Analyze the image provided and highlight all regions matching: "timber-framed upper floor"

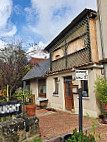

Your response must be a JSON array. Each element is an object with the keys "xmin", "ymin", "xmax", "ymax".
[{"xmin": 45, "ymin": 9, "xmax": 98, "ymax": 73}]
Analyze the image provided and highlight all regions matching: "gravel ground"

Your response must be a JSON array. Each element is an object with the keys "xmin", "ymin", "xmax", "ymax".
[
  {"xmin": 87, "ymin": 124, "xmax": 107, "ymax": 142},
  {"xmin": 36, "ymin": 109, "xmax": 107, "ymax": 141}
]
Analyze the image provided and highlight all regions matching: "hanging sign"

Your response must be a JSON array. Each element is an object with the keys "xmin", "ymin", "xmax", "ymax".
[
  {"xmin": 0, "ymin": 100, "xmax": 21, "ymax": 117},
  {"xmin": 75, "ymin": 70, "xmax": 88, "ymax": 80}
]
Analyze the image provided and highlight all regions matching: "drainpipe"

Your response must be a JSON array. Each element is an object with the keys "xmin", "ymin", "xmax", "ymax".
[{"xmin": 98, "ymin": 0, "xmax": 106, "ymax": 79}]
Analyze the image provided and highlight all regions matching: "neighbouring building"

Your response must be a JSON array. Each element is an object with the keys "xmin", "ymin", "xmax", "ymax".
[
  {"xmin": 30, "ymin": 57, "xmax": 46, "ymax": 67},
  {"xmin": 96, "ymin": 0, "xmax": 107, "ymax": 78},
  {"xmin": 23, "ymin": 59, "xmax": 50, "ymax": 104},
  {"xmin": 23, "ymin": 9, "xmax": 104, "ymax": 117}
]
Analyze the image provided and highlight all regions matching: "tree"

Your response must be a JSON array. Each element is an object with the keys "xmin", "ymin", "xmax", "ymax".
[{"xmin": 0, "ymin": 42, "xmax": 29, "ymax": 95}]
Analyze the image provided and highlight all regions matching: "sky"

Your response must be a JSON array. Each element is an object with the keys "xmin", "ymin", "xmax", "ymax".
[{"xmin": 0, "ymin": 0, "xmax": 97, "ymax": 57}]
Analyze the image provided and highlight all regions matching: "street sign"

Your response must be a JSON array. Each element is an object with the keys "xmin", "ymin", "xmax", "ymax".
[
  {"xmin": 75, "ymin": 70, "xmax": 88, "ymax": 80},
  {"xmin": 0, "ymin": 100, "xmax": 21, "ymax": 117}
]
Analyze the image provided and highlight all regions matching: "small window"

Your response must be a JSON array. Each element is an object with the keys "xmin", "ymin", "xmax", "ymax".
[
  {"xmin": 81, "ymin": 80, "xmax": 88, "ymax": 97},
  {"xmin": 39, "ymin": 85, "xmax": 46, "ymax": 94},
  {"xmin": 53, "ymin": 78, "xmax": 59, "ymax": 94},
  {"xmin": 55, "ymin": 55, "xmax": 60, "ymax": 59}
]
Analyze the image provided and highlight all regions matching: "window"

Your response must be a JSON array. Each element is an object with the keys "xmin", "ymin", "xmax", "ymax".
[
  {"xmin": 55, "ymin": 55, "xmax": 60, "ymax": 59},
  {"xmin": 81, "ymin": 80, "xmax": 88, "ymax": 97},
  {"xmin": 39, "ymin": 85, "xmax": 46, "ymax": 94},
  {"xmin": 53, "ymin": 78, "xmax": 59, "ymax": 94}
]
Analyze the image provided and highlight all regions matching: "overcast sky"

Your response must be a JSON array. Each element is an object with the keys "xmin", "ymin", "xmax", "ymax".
[{"xmin": 0, "ymin": 0, "xmax": 97, "ymax": 52}]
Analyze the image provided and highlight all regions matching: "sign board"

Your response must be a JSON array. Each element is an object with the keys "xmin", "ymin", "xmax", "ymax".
[
  {"xmin": 72, "ymin": 85, "xmax": 78, "ymax": 94},
  {"xmin": 0, "ymin": 100, "xmax": 21, "ymax": 117},
  {"xmin": 75, "ymin": 70, "xmax": 88, "ymax": 80}
]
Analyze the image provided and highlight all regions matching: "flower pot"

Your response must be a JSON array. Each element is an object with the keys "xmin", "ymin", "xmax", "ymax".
[
  {"xmin": 26, "ymin": 104, "xmax": 36, "ymax": 116},
  {"xmin": 103, "ymin": 115, "xmax": 107, "ymax": 124}
]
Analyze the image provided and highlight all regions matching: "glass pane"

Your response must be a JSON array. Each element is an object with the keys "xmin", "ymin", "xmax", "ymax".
[
  {"xmin": 81, "ymin": 80, "xmax": 88, "ymax": 97},
  {"xmin": 39, "ymin": 86, "xmax": 46, "ymax": 93},
  {"xmin": 66, "ymin": 83, "xmax": 71, "ymax": 96}
]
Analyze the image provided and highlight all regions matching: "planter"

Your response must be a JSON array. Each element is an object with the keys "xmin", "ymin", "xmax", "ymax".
[
  {"xmin": 26, "ymin": 104, "xmax": 36, "ymax": 116},
  {"xmin": 103, "ymin": 115, "xmax": 107, "ymax": 124},
  {"xmin": 40, "ymin": 100, "xmax": 48, "ymax": 108},
  {"xmin": 105, "ymin": 104, "xmax": 107, "ymax": 111}
]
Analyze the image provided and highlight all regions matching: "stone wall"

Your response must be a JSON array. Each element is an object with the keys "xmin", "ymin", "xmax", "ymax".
[{"xmin": 0, "ymin": 114, "xmax": 39, "ymax": 142}]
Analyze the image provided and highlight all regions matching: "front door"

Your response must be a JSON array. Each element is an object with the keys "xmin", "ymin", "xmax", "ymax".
[{"xmin": 64, "ymin": 81, "xmax": 74, "ymax": 111}]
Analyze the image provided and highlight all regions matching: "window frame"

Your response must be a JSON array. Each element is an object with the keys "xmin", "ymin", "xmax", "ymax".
[
  {"xmin": 53, "ymin": 77, "xmax": 59, "ymax": 95},
  {"xmin": 81, "ymin": 80, "xmax": 88, "ymax": 97}
]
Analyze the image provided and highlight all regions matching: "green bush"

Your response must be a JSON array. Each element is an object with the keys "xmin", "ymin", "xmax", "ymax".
[
  {"xmin": 14, "ymin": 89, "xmax": 30, "ymax": 103},
  {"xmin": 65, "ymin": 129, "xmax": 96, "ymax": 142},
  {"xmin": 33, "ymin": 138, "xmax": 42, "ymax": 142},
  {"xmin": 94, "ymin": 77, "xmax": 107, "ymax": 105}
]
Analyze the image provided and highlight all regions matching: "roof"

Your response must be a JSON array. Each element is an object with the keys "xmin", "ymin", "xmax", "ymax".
[
  {"xmin": 23, "ymin": 59, "xmax": 50, "ymax": 81},
  {"xmin": 45, "ymin": 9, "xmax": 96, "ymax": 52}
]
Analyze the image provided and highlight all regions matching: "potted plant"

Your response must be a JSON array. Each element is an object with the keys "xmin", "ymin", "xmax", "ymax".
[
  {"xmin": 25, "ymin": 90, "xmax": 36, "ymax": 117},
  {"xmin": 95, "ymin": 77, "xmax": 107, "ymax": 123},
  {"xmin": 99, "ymin": 112, "xmax": 107, "ymax": 124}
]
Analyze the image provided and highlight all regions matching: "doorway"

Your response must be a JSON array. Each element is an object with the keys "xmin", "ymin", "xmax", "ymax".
[{"xmin": 64, "ymin": 76, "xmax": 74, "ymax": 111}]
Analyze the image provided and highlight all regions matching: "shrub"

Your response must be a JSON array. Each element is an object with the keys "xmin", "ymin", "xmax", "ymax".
[
  {"xmin": 94, "ymin": 77, "xmax": 107, "ymax": 105},
  {"xmin": 33, "ymin": 138, "xmax": 42, "ymax": 142},
  {"xmin": 65, "ymin": 128, "xmax": 96, "ymax": 142}
]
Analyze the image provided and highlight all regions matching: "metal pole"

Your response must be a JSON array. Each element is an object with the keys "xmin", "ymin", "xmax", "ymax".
[
  {"xmin": 7, "ymin": 85, "xmax": 9, "ymax": 101},
  {"xmin": 23, "ymin": 81, "xmax": 26, "ymax": 117},
  {"xmin": 79, "ymin": 88, "xmax": 83, "ymax": 132},
  {"xmin": 23, "ymin": 95, "xmax": 24, "ymax": 116}
]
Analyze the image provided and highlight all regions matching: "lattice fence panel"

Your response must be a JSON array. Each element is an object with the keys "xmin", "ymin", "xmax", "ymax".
[
  {"xmin": 67, "ymin": 47, "xmax": 90, "ymax": 68},
  {"xmin": 52, "ymin": 57, "xmax": 66, "ymax": 72}
]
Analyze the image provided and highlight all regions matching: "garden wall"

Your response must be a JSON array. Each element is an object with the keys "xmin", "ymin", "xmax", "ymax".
[{"xmin": 0, "ymin": 115, "xmax": 39, "ymax": 142}]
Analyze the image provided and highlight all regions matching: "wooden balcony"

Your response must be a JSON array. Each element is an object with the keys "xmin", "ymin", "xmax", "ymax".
[{"xmin": 51, "ymin": 47, "xmax": 90, "ymax": 72}]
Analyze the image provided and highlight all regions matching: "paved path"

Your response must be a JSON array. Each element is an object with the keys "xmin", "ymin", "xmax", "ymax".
[{"xmin": 36, "ymin": 109, "xmax": 107, "ymax": 142}]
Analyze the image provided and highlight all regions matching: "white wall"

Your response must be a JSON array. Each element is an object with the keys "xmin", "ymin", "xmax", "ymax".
[
  {"xmin": 30, "ymin": 79, "xmax": 38, "ymax": 103},
  {"xmin": 46, "ymin": 68, "xmax": 102, "ymax": 117}
]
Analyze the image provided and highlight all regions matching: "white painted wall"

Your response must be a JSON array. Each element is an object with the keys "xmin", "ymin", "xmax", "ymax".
[
  {"xmin": 46, "ymin": 68, "xmax": 102, "ymax": 117},
  {"xmin": 30, "ymin": 79, "xmax": 38, "ymax": 103}
]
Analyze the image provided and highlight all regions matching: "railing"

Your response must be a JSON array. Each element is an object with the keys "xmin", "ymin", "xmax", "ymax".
[
  {"xmin": 51, "ymin": 47, "xmax": 90, "ymax": 72},
  {"xmin": 52, "ymin": 56, "xmax": 66, "ymax": 72},
  {"xmin": 67, "ymin": 47, "xmax": 90, "ymax": 68}
]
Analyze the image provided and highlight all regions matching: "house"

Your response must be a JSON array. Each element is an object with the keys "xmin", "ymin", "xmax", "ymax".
[
  {"xmin": 23, "ymin": 59, "xmax": 50, "ymax": 105},
  {"xmin": 44, "ymin": 9, "xmax": 103, "ymax": 118},
  {"xmin": 23, "ymin": 9, "xmax": 103, "ymax": 117}
]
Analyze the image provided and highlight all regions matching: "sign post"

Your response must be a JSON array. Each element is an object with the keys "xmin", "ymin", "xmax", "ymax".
[{"xmin": 75, "ymin": 70, "xmax": 88, "ymax": 132}]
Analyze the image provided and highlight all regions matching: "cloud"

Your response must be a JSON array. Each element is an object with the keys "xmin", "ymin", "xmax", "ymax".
[
  {"xmin": 24, "ymin": 7, "xmax": 38, "ymax": 22},
  {"xmin": 0, "ymin": 0, "xmax": 17, "ymax": 38},
  {"xmin": 13, "ymin": 4, "xmax": 24, "ymax": 15},
  {"xmin": 25, "ymin": 0, "xmax": 97, "ymax": 44}
]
